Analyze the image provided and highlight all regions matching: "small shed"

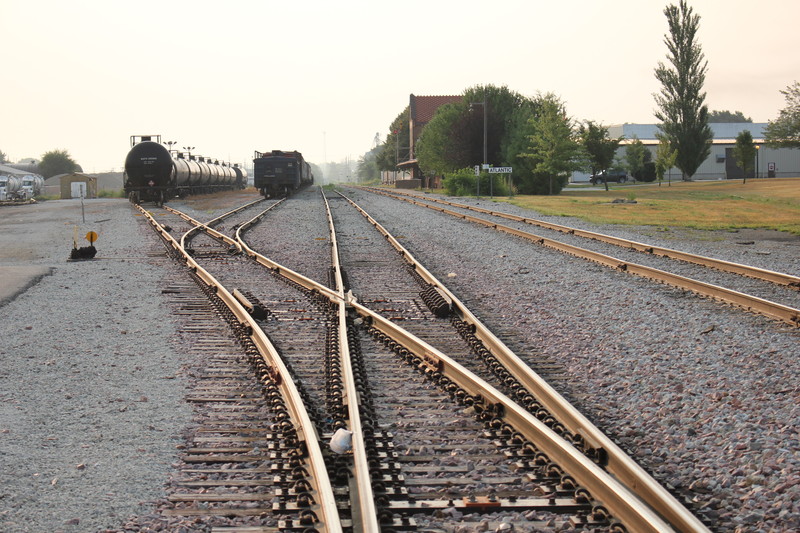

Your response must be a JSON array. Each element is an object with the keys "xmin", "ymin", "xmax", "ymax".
[{"xmin": 58, "ymin": 173, "xmax": 97, "ymax": 199}]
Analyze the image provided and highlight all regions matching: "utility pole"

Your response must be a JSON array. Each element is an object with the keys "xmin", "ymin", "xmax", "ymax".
[{"xmin": 470, "ymin": 91, "xmax": 488, "ymax": 197}]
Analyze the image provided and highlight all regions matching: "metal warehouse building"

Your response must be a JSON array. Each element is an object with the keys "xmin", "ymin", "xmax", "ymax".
[{"xmin": 572, "ymin": 123, "xmax": 800, "ymax": 182}]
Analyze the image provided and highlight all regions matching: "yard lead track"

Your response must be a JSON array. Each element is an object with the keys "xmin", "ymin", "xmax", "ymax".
[
  {"xmin": 138, "ymin": 190, "xmax": 710, "ymax": 531},
  {"xmin": 356, "ymin": 187, "xmax": 800, "ymax": 327},
  {"xmin": 137, "ymin": 201, "xmax": 343, "ymax": 532},
  {"xmin": 322, "ymin": 190, "xmax": 709, "ymax": 532},
  {"xmin": 237, "ymin": 189, "xmax": 708, "ymax": 530}
]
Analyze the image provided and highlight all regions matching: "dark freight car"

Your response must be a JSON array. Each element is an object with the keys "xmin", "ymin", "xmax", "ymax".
[
  {"xmin": 253, "ymin": 150, "xmax": 313, "ymax": 198},
  {"xmin": 124, "ymin": 135, "xmax": 247, "ymax": 205}
]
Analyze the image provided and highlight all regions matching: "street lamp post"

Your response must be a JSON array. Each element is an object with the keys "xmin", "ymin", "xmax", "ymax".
[
  {"xmin": 394, "ymin": 129, "xmax": 400, "ymax": 184},
  {"xmin": 183, "ymin": 146, "xmax": 195, "ymax": 158},
  {"xmin": 164, "ymin": 140, "xmax": 177, "ymax": 153},
  {"xmin": 470, "ymin": 93, "xmax": 488, "ymax": 197},
  {"xmin": 755, "ymin": 144, "xmax": 760, "ymax": 179}
]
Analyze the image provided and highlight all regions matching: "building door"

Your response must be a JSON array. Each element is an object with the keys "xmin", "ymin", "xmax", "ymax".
[
  {"xmin": 71, "ymin": 182, "xmax": 86, "ymax": 198},
  {"xmin": 725, "ymin": 148, "xmax": 754, "ymax": 180}
]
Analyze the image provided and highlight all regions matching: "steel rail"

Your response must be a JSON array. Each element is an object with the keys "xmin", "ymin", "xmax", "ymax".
[
  {"xmin": 232, "ymin": 203, "xmax": 681, "ymax": 530},
  {"xmin": 164, "ymin": 199, "xmax": 285, "ymax": 255},
  {"xmin": 362, "ymin": 187, "xmax": 800, "ymax": 290},
  {"xmin": 203, "ymin": 197, "xmax": 267, "ymax": 227},
  {"xmin": 137, "ymin": 204, "xmax": 343, "ymax": 532},
  {"xmin": 320, "ymin": 189, "xmax": 380, "ymax": 531},
  {"xmin": 236, "ymin": 211, "xmax": 342, "ymax": 304},
  {"xmin": 335, "ymin": 192, "xmax": 710, "ymax": 532},
  {"xmin": 349, "ymin": 297, "xmax": 680, "ymax": 532},
  {"xmin": 356, "ymin": 188, "xmax": 800, "ymax": 327},
  {"xmin": 230, "ymin": 195, "xmax": 707, "ymax": 531},
  {"xmin": 163, "ymin": 200, "xmax": 283, "ymax": 253}
]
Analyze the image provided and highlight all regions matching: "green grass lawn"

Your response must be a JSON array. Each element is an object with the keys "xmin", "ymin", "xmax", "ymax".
[{"xmin": 489, "ymin": 178, "xmax": 800, "ymax": 235}]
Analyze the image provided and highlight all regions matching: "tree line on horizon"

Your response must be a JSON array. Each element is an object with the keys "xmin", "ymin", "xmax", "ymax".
[
  {"xmin": 359, "ymin": 0, "xmax": 799, "ymax": 194},
  {"xmin": 0, "ymin": 149, "xmax": 81, "ymax": 178}
]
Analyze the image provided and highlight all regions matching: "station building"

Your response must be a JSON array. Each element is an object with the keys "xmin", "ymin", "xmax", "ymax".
[{"xmin": 383, "ymin": 94, "xmax": 462, "ymax": 189}]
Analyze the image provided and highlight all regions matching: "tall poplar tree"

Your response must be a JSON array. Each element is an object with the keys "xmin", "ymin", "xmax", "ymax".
[{"xmin": 654, "ymin": 0, "xmax": 713, "ymax": 180}]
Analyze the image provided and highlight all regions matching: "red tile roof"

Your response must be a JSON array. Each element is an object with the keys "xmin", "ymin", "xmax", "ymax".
[{"xmin": 410, "ymin": 94, "xmax": 462, "ymax": 124}]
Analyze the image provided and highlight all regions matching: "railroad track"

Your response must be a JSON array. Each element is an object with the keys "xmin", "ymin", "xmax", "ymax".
[
  {"xmin": 355, "ymin": 187, "xmax": 800, "ymax": 328},
  {"xmin": 135, "ymin": 189, "xmax": 711, "ymax": 531},
  {"xmin": 137, "ymin": 200, "xmax": 343, "ymax": 531}
]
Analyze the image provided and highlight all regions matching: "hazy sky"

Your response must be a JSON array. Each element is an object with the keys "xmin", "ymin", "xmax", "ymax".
[{"xmin": 2, "ymin": 0, "xmax": 799, "ymax": 173}]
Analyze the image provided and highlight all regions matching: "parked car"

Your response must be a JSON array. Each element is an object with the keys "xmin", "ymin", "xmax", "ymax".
[{"xmin": 589, "ymin": 169, "xmax": 629, "ymax": 185}]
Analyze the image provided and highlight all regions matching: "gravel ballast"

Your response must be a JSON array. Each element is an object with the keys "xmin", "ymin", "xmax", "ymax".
[
  {"xmin": 1, "ymin": 192, "xmax": 798, "ymax": 532},
  {"xmin": 344, "ymin": 188, "xmax": 800, "ymax": 532},
  {"xmin": 0, "ymin": 199, "xmax": 192, "ymax": 532}
]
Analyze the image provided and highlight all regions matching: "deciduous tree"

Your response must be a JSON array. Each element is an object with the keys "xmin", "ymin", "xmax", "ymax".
[
  {"xmin": 655, "ymin": 134, "xmax": 678, "ymax": 186},
  {"xmin": 0, "ymin": 149, "xmax": 7, "ymax": 164},
  {"xmin": 654, "ymin": 0, "xmax": 713, "ymax": 180},
  {"xmin": 732, "ymin": 130, "xmax": 756, "ymax": 184},
  {"xmin": 764, "ymin": 81, "xmax": 800, "ymax": 148},
  {"xmin": 521, "ymin": 94, "xmax": 583, "ymax": 195},
  {"xmin": 709, "ymin": 110, "xmax": 752, "ymax": 123},
  {"xmin": 415, "ymin": 103, "xmax": 470, "ymax": 174},
  {"xmin": 462, "ymin": 85, "xmax": 527, "ymax": 167},
  {"xmin": 501, "ymin": 99, "xmax": 542, "ymax": 192},
  {"xmin": 579, "ymin": 121, "xmax": 621, "ymax": 191},
  {"xmin": 39, "ymin": 149, "xmax": 79, "ymax": 178},
  {"xmin": 376, "ymin": 107, "xmax": 410, "ymax": 172},
  {"xmin": 624, "ymin": 136, "xmax": 647, "ymax": 182},
  {"xmin": 416, "ymin": 85, "xmax": 530, "ymax": 176},
  {"xmin": 356, "ymin": 150, "xmax": 380, "ymax": 183}
]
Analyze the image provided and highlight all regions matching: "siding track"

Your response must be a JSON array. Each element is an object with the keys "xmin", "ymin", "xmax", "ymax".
[
  {"xmin": 134, "ymin": 189, "xmax": 713, "ymax": 531},
  {"xmin": 357, "ymin": 187, "xmax": 800, "ymax": 327}
]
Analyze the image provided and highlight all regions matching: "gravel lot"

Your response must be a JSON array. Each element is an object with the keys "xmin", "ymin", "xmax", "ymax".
[
  {"xmin": 1, "ymin": 192, "xmax": 798, "ymax": 532},
  {"xmin": 0, "ymin": 199, "xmax": 192, "ymax": 533}
]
